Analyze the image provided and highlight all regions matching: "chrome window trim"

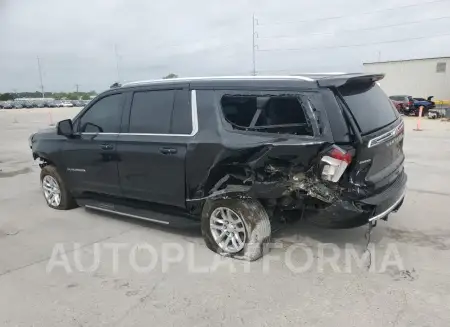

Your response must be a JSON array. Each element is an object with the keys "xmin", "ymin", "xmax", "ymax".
[
  {"xmin": 81, "ymin": 133, "xmax": 119, "ymax": 135},
  {"xmin": 80, "ymin": 90, "xmax": 199, "ymax": 137},
  {"xmin": 367, "ymin": 121, "xmax": 404, "ymax": 148}
]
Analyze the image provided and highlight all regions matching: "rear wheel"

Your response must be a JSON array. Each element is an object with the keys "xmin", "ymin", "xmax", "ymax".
[
  {"xmin": 40, "ymin": 165, "xmax": 77, "ymax": 210},
  {"xmin": 201, "ymin": 198, "xmax": 271, "ymax": 261}
]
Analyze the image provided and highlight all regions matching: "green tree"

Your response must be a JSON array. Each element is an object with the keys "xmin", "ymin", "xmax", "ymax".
[
  {"xmin": 0, "ymin": 93, "xmax": 14, "ymax": 101},
  {"xmin": 67, "ymin": 93, "xmax": 79, "ymax": 100},
  {"xmin": 163, "ymin": 73, "xmax": 178, "ymax": 79}
]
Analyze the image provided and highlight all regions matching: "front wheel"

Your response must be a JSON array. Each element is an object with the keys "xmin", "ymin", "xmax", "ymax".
[
  {"xmin": 201, "ymin": 198, "xmax": 271, "ymax": 261},
  {"xmin": 40, "ymin": 165, "xmax": 77, "ymax": 210}
]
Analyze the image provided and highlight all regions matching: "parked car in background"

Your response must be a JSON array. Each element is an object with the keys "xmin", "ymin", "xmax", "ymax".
[
  {"xmin": 390, "ymin": 99, "xmax": 403, "ymax": 112},
  {"xmin": 22, "ymin": 102, "xmax": 32, "ymax": 109},
  {"xmin": 389, "ymin": 95, "xmax": 414, "ymax": 115},
  {"xmin": 47, "ymin": 101, "xmax": 57, "ymax": 108},
  {"xmin": 60, "ymin": 101, "xmax": 74, "ymax": 107},
  {"xmin": 413, "ymin": 97, "xmax": 435, "ymax": 111},
  {"xmin": 12, "ymin": 102, "xmax": 23, "ymax": 109},
  {"xmin": 3, "ymin": 102, "xmax": 13, "ymax": 109},
  {"xmin": 0, "ymin": 101, "xmax": 5, "ymax": 108}
]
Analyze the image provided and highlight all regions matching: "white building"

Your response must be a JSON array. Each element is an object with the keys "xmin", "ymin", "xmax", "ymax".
[{"xmin": 363, "ymin": 57, "xmax": 450, "ymax": 100}]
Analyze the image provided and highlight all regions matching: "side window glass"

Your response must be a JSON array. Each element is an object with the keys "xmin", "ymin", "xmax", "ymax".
[
  {"xmin": 220, "ymin": 93, "xmax": 313, "ymax": 136},
  {"xmin": 171, "ymin": 90, "xmax": 192, "ymax": 134},
  {"xmin": 79, "ymin": 94, "xmax": 123, "ymax": 133},
  {"xmin": 129, "ymin": 90, "xmax": 175, "ymax": 134}
]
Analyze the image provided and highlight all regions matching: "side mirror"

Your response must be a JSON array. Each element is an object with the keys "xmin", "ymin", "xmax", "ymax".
[{"xmin": 57, "ymin": 119, "xmax": 73, "ymax": 137}]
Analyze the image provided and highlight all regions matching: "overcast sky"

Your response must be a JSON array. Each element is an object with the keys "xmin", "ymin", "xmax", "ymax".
[{"xmin": 1, "ymin": 0, "xmax": 450, "ymax": 92}]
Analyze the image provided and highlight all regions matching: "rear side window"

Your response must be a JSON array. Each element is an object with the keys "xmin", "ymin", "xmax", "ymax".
[
  {"xmin": 220, "ymin": 94, "xmax": 313, "ymax": 136},
  {"xmin": 129, "ymin": 90, "xmax": 175, "ymax": 134},
  {"xmin": 79, "ymin": 93, "xmax": 123, "ymax": 133},
  {"xmin": 340, "ymin": 82, "xmax": 398, "ymax": 134}
]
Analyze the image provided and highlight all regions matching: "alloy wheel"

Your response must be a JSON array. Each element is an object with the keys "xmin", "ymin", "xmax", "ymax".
[
  {"xmin": 42, "ymin": 175, "xmax": 61, "ymax": 207},
  {"xmin": 209, "ymin": 207, "xmax": 247, "ymax": 253}
]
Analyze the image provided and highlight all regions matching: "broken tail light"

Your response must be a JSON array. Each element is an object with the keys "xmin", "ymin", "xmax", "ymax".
[{"xmin": 320, "ymin": 146, "xmax": 352, "ymax": 183}]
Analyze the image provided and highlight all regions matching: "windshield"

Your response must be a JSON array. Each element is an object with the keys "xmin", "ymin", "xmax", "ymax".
[{"xmin": 339, "ymin": 82, "xmax": 399, "ymax": 134}]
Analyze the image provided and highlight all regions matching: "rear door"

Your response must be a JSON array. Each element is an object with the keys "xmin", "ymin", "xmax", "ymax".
[
  {"xmin": 338, "ymin": 81, "xmax": 404, "ymax": 191},
  {"xmin": 117, "ymin": 87, "xmax": 192, "ymax": 208}
]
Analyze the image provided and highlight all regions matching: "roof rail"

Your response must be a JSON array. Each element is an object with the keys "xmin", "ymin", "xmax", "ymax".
[{"xmin": 122, "ymin": 75, "xmax": 315, "ymax": 86}]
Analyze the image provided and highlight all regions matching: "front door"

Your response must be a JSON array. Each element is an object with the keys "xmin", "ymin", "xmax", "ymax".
[{"xmin": 63, "ymin": 92, "xmax": 125, "ymax": 196}]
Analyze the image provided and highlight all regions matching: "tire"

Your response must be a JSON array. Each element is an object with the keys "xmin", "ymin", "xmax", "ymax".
[
  {"xmin": 201, "ymin": 198, "xmax": 271, "ymax": 261},
  {"xmin": 40, "ymin": 165, "xmax": 77, "ymax": 210}
]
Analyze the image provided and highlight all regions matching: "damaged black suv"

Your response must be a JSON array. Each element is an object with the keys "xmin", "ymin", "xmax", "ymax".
[{"xmin": 30, "ymin": 74, "xmax": 406, "ymax": 260}]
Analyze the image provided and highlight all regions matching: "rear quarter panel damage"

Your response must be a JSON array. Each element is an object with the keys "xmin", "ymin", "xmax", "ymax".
[{"xmin": 185, "ymin": 138, "xmax": 345, "ymax": 213}]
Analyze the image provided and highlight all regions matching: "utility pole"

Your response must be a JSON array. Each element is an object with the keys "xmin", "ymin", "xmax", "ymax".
[
  {"xmin": 114, "ymin": 44, "xmax": 121, "ymax": 82},
  {"xmin": 377, "ymin": 51, "xmax": 381, "ymax": 62},
  {"xmin": 37, "ymin": 56, "xmax": 45, "ymax": 99},
  {"xmin": 252, "ymin": 14, "xmax": 257, "ymax": 76},
  {"xmin": 75, "ymin": 84, "xmax": 80, "ymax": 100}
]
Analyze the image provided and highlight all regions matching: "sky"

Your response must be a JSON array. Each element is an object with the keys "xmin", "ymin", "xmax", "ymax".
[{"xmin": 1, "ymin": 0, "xmax": 450, "ymax": 92}]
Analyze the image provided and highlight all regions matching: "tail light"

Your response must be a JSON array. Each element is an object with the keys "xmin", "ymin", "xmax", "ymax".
[{"xmin": 320, "ymin": 146, "xmax": 352, "ymax": 182}]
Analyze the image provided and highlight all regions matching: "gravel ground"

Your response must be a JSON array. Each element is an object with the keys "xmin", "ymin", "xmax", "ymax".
[{"xmin": 1, "ymin": 107, "xmax": 450, "ymax": 326}]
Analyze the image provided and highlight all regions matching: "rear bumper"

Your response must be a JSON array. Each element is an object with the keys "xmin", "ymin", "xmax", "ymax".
[
  {"xmin": 305, "ymin": 171, "xmax": 407, "ymax": 228},
  {"xmin": 359, "ymin": 170, "xmax": 407, "ymax": 222},
  {"xmin": 368, "ymin": 193, "xmax": 405, "ymax": 222}
]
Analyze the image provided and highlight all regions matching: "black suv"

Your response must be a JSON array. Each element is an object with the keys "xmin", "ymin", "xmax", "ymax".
[{"xmin": 30, "ymin": 75, "xmax": 406, "ymax": 260}]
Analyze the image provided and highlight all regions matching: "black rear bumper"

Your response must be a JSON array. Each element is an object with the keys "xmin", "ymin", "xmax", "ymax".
[
  {"xmin": 359, "ymin": 171, "xmax": 407, "ymax": 222},
  {"xmin": 306, "ymin": 171, "xmax": 407, "ymax": 228}
]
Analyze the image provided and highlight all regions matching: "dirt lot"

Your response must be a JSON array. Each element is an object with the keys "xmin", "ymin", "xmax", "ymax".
[{"xmin": 1, "ymin": 107, "xmax": 450, "ymax": 326}]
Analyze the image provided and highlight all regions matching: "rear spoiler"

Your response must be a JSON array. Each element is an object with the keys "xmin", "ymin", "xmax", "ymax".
[{"xmin": 316, "ymin": 73, "xmax": 385, "ymax": 88}]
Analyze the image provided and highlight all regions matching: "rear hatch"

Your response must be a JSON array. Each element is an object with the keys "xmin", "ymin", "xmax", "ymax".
[{"xmin": 337, "ymin": 78, "xmax": 404, "ymax": 196}]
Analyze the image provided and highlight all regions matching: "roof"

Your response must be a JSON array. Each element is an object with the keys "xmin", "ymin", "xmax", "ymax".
[
  {"xmin": 364, "ymin": 56, "xmax": 450, "ymax": 65},
  {"xmin": 120, "ymin": 73, "xmax": 383, "ymax": 89}
]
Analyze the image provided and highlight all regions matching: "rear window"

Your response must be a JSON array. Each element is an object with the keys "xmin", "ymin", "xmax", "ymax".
[
  {"xmin": 339, "ymin": 82, "xmax": 398, "ymax": 134},
  {"xmin": 220, "ymin": 94, "xmax": 313, "ymax": 136}
]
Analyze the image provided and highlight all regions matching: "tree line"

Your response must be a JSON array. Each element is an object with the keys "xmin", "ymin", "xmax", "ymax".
[
  {"xmin": 1, "ymin": 74, "xmax": 179, "ymax": 101},
  {"xmin": 0, "ymin": 91, "xmax": 98, "ymax": 101}
]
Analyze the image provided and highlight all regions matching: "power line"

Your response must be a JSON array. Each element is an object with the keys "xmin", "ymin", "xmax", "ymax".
[
  {"xmin": 257, "ymin": 15, "xmax": 450, "ymax": 39},
  {"xmin": 257, "ymin": 32, "xmax": 450, "ymax": 53},
  {"xmin": 256, "ymin": 0, "xmax": 450, "ymax": 26}
]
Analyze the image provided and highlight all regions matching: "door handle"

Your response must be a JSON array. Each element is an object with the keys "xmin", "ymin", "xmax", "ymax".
[
  {"xmin": 100, "ymin": 143, "xmax": 114, "ymax": 150},
  {"xmin": 159, "ymin": 147, "xmax": 177, "ymax": 155}
]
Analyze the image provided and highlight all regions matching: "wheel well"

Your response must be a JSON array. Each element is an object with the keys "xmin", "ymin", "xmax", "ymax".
[{"xmin": 33, "ymin": 154, "xmax": 55, "ymax": 169}]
